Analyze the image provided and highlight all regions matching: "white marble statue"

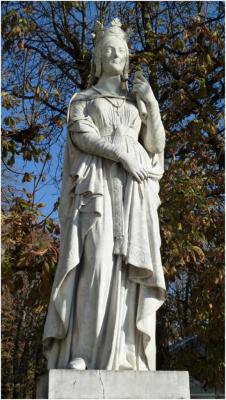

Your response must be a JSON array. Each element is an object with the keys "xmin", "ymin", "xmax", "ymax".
[{"xmin": 43, "ymin": 19, "xmax": 166, "ymax": 371}]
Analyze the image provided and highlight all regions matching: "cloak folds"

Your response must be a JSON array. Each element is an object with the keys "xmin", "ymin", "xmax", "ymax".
[{"xmin": 43, "ymin": 89, "xmax": 166, "ymax": 370}]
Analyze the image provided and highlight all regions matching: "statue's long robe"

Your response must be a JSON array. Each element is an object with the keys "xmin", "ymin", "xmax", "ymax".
[{"xmin": 43, "ymin": 88, "xmax": 166, "ymax": 370}]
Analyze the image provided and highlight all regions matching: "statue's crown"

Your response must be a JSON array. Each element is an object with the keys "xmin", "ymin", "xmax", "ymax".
[{"xmin": 92, "ymin": 19, "xmax": 128, "ymax": 46}]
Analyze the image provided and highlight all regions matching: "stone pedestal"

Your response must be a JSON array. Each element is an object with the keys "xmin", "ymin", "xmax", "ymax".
[{"xmin": 48, "ymin": 370, "xmax": 190, "ymax": 399}]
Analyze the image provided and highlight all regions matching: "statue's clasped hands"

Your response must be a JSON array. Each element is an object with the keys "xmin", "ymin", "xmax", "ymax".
[{"xmin": 120, "ymin": 153, "xmax": 152, "ymax": 183}]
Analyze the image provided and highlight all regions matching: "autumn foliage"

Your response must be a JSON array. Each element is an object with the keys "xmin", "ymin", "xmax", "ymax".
[{"xmin": 1, "ymin": 2, "xmax": 224, "ymax": 398}]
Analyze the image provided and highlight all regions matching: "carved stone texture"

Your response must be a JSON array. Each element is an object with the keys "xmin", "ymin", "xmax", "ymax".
[
  {"xmin": 48, "ymin": 370, "xmax": 190, "ymax": 399},
  {"xmin": 43, "ymin": 19, "xmax": 166, "ymax": 371}
]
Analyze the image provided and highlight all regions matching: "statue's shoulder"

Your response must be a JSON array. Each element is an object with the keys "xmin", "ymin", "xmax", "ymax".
[{"xmin": 69, "ymin": 88, "xmax": 97, "ymax": 105}]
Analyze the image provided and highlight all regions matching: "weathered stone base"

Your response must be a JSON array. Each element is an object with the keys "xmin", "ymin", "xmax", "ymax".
[{"xmin": 48, "ymin": 370, "xmax": 190, "ymax": 399}]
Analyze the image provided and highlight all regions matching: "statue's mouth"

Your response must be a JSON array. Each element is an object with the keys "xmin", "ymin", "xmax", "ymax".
[{"xmin": 111, "ymin": 59, "xmax": 121, "ymax": 64}]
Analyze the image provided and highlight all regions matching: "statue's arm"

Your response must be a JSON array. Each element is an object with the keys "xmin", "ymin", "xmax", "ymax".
[
  {"xmin": 69, "ymin": 99, "xmax": 124, "ymax": 162},
  {"xmin": 133, "ymin": 72, "xmax": 165, "ymax": 154},
  {"xmin": 71, "ymin": 130, "xmax": 124, "ymax": 162},
  {"xmin": 140, "ymin": 101, "xmax": 165, "ymax": 154}
]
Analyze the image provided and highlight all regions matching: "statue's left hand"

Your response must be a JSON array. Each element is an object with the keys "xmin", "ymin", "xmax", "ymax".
[{"xmin": 133, "ymin": 72, "xmax": 157, "ymax": 107}]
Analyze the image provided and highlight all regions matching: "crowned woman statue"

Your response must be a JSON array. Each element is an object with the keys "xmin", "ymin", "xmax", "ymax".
[{"xmin": 43, "ymin": 19, "xmax": 166, "ymax": 371}]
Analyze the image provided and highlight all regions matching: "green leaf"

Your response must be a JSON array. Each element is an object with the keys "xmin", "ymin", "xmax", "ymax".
[
  {"xmin": 35, "ymin": 135, "xmax": 45, "ymax": 143},
  {"xmin": 37, "ymin": 203, "xmax": 45, "ymax": 208}
]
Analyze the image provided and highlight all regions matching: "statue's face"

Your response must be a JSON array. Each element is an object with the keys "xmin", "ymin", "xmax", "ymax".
[{"xmin": 101, "ymin": 37, "xmax": 127, "ymax": 76}]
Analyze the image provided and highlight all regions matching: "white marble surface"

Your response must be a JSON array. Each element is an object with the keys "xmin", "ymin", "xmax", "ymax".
[
  {"xmin": 48, "ymin": 370, "xmax": 190, "ymax": 399},
  {"xmin": 43, "ymin": 19, "xmax": 166, "ymax": 372}
]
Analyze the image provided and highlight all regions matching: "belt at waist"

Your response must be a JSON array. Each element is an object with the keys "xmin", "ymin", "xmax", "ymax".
[{"xmin": 100, "ymin": 126, "xmax": 138, "ymax": 140}]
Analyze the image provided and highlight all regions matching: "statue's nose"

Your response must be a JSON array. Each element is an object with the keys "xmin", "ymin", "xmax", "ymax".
[{"xmin": 113, "ymin": 48, "xmax": 120, "ymax": 58}]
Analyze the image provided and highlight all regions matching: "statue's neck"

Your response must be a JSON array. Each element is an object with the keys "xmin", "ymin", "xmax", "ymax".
[{"xmin": 95, "ymin": 73, "xmax": 122, "ymax": 95}]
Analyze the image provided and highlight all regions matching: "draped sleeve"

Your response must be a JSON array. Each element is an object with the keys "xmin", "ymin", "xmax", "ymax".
[
  {"xmin": 139, "ymin": 101, "xmax": 165, "ymax": 175},
  {"xmin": 68, "ymin": 99, "xmax": 124, "ymax": 162},
  {"xmin": 59, "ymin": 93, "xmax": 125, "ymax": 231}
]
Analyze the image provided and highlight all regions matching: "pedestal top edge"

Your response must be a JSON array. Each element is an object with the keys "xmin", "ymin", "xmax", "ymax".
[{"xmin": 49, "ymin": 369, "xmax": 189, "ymax": 376}]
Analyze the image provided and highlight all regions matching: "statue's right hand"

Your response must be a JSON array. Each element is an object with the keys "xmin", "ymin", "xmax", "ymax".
[{"xmin": 120, "ymin": 153, "xmax": 150, "ymax": 183}]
